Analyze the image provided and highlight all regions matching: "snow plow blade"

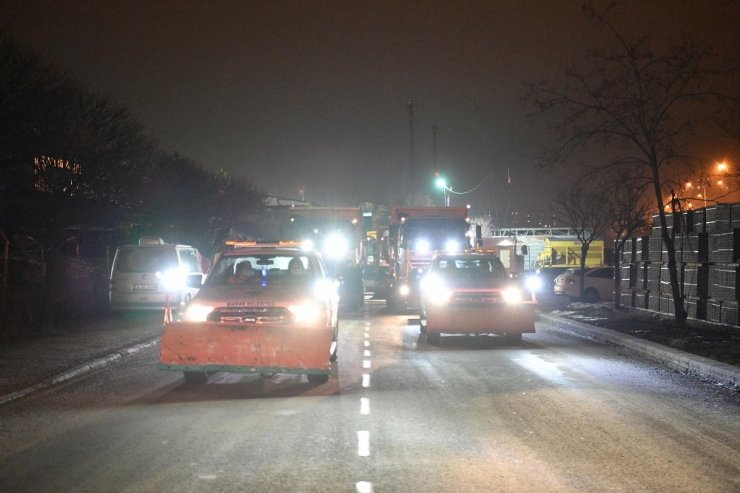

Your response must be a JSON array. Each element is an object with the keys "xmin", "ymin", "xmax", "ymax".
[{"xmin": 159, "ymin": 322, "xmax": 333, "ymax": 375}]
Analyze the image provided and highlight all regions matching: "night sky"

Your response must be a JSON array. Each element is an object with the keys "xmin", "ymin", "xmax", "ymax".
[{"xmin": 2, "ymin": 1, "xmax": 738, "ymax": 221}]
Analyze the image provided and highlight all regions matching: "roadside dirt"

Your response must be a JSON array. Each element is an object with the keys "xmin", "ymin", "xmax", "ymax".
[{"xmin": 542, "ymin": 299, "xmax": 740, "ymax": 368}]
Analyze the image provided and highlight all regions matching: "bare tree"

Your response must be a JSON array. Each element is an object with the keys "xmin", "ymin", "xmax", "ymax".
[
  {"xmin": 555, "ymin": 177, "xmax": 609, "ymax": 301},
  {"xmin": 605, "ymin": 175, "xmax": 652, "ymax": 308},
  {"xmin": 528, "ymin": 5, "xmax": 739, "ymax": 327}
]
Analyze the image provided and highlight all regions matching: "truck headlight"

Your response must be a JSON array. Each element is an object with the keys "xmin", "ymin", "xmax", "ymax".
[
  {"xmin": 289, "ymin": 301, "xmax": 323, "ymax": 324},
  {"xmin": 444, "ymin": 239, "xmax": 460, "ymax": 253},
  {"xmin": 323, "ymin": 233, "xmax": 348, "ymax": 259},
  {"xmin": 501, "ymin": 287, "xmax": 523, "ymax": 304},
  {"xmin": 184, "ymin": 303, "xmax": 214, "ymax": 322},
  {"xmin": 399, "ymin": 283, "xmax": 411, "ymax": 297},
  {"xmin": 415, "ymin": 239, "xmax": 431, "ymax": 254}
]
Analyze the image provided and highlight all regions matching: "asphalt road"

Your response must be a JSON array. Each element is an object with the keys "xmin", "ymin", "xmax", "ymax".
[{"xmin": 1, "ymin": 301, "xmax": 739, "ymax": 493}]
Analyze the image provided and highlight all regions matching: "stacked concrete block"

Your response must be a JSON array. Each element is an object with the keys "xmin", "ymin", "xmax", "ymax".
[
  {"xmin": 617, "ymin": 204, "xmax": 740, "ymax": 326},
  {"xmin": 708, "ymin": 265, "xmax": 738, "ymax": 301}
]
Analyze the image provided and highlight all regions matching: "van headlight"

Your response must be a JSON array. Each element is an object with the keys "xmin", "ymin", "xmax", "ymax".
[
  {"xmin": 184, "ymin": 303, "xmax": 214, "ymax": 322},
  {"xmin": 501, "ymin": 287, "xmax": 524, "ymax": 304},
  {"xmin": 289, "ymin": 300, "xmax": 323, "ymax": 324},
  {"xmin": 157, "ymin": 268, "xmax": 186, "ymax": 291}
]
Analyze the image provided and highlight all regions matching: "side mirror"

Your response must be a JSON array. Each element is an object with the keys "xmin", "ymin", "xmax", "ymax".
[{"xmin": 186, "ymin": 273, "xmax": 204, "ymax": 288}]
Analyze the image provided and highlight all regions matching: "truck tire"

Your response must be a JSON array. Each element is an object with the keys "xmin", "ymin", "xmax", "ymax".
[
  {"xmin": 183, "ymin": 371, "xmax": 207, "ymax": 385},
  {"xmin": 307, "ymin": 373, "xmax": 330, "ymax": 385}
]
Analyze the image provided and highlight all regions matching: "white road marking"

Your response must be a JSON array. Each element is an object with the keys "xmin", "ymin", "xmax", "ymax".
[
  {"xmin": 357, "ymin": 430, "xmax": 370, "ymax": 456},
  {"xmin": 362, "ymin": 373, "xmax": 370, "ymax": 388},
  {"xmin": 363, "ymin": 360, "xmax": 372, "ymax": 369},
  {"xmin": 356, "ymin": 481, "xmax": 374, "ymax": 493},
  {"xmin": 364, "ymin": 340, "xmax": 370, "ymax": 347},
  {"xmin": 360, "ymin": 397, "xmax": 370, "ymax": 415},
  {"xmin": 364, "ymin": 350, "xmax": 371, "ymax": 357}
]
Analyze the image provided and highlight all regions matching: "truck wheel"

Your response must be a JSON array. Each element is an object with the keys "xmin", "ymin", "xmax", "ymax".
[
  {"xmin": 426, "ymin": 332, "xmax": 441, "ymax": 345},
  {"xmin": 183, "ymin": 371, "xmax": 207, "ymax": 385},
  {"xmin": 307, "ymin": 373, "xmax": 330, "ymax": 385},
  {"xmin": 505, "ymin": 333, "xmax": 523, "ymax": 345}
]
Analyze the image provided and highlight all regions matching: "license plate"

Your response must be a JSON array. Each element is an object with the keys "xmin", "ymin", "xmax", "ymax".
[{"xmin": 133, "ymin": 284, "xmax": 157, "ymax": 290}]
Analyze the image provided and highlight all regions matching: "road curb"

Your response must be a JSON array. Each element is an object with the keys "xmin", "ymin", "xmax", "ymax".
[
  {"xmin": 537, "ymin": 313, "xmax": 740, "ymax": 388},
  {"xmin": 0, "ymin": 338, "xmax": 160, "ymax": 406}
]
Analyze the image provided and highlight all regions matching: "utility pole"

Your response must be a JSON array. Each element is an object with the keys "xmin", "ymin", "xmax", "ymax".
[
  {"xmin": 432, "ymin": 124, "xmax": 442, "ymax": 206},
  {"xmin": 406, "ymin": 100, "xmax": 415, "ymax": 206},
  {"xmin": 432, "ymin": 124, "xmax": 438, "ymax": 176}
]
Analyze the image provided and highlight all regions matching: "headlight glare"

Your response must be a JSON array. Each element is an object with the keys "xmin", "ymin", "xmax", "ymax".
[
  {"xmin": 399, "ymin": 284, "xmax": 411, "ymax": 297},
  {"xmin": 421, "ymin": 274, "xmax": 452, "ymax": 305},
  {"xmin": 525, "ymin": 275, "xmax": 543, "ymax": 292}
]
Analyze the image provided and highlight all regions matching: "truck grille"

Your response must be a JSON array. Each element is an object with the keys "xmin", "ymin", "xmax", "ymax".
[
  {"xmin": 208, "ymin": 307, "xmax": 292, "ymax": 324},
  {"xmin": 451, "ymin": 292, "xmax": 500, "ymax": 304}
]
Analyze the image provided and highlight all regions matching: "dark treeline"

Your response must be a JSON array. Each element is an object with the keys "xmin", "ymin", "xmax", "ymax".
[
  {"xmin": 0, "ymin": 32, "xmax": 264, "ymax": 331},
  {"xmin": 1, "ymin": 31, "xmax": 264, "ymax": 252}
]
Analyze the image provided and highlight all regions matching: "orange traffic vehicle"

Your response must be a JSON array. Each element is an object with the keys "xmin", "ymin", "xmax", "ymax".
[
  {"xmin": 160, "ymin": 242, "xmax": 340, "ymax": 385},
  {"xmin": 419, "ymin": 252, "xmax": 536, "ymax": 344}
]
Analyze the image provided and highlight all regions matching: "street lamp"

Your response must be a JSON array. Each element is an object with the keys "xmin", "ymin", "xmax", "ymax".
[{"xmin": 435, "ymin": 176, "xmax": 449, "ymax": 207}]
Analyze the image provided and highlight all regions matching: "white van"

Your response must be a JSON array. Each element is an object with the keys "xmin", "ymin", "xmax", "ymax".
[{"xmin": 109, "ymin": 237, "xmax": 205, "ymax": 311}]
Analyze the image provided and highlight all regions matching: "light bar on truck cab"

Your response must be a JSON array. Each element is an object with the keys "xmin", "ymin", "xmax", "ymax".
[{"xmin": 224, "ymin": 240, "xmax": 307, "ymax": 249}]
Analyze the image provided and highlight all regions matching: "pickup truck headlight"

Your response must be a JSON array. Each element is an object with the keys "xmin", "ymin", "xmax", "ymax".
[
  {"xmin": 501, "ymin": 287, "xmax": 524, "ymax": 304},
  {"xmin": 289, "ymin": 300, "xmax": 323, "ymax": 324},
  {"xmin": 184, "ymin": 303, "xmax": 214, "ymax": 322}
]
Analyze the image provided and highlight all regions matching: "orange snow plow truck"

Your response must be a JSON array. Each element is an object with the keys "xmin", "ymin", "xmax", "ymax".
[{"xmin": 159, "ymin": 241, "xmax": 340, "ymax": 385}]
